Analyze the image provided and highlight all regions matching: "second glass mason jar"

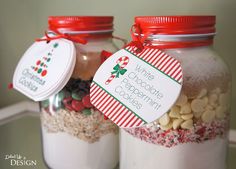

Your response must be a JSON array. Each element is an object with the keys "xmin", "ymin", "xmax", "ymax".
[
  {"xmin": 120, "ymin": 16, "xmax": 231, "ymax": 169},
  {"xmin": 40, "ymin": 16, "xmax": 119, "ymax": 169}
]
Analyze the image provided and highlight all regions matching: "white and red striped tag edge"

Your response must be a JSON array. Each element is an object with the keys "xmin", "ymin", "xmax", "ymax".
[
  {"xmin": 125, "ymin": 46, "xmax": 183, "ymax": 84},
  {"xmin": 90, "ymin": 81, "xmax": 146, "ymax": 128},
  {"xmin": 91, "ymin": 45, "xmax": 183, "ymax": 128}
]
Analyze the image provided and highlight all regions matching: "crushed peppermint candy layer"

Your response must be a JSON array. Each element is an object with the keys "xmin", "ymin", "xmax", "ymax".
[{"xmin": 124, "ymin": 118, "xmax": 229, "ymax": 148}]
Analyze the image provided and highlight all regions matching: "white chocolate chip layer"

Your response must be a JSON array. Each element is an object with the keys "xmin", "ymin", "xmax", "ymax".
[
  {"xmin": 169, "ymin": 106, "xmax": 181, "ymax": 118},
  {"xmin": 197, "ymin": 88, "xmax": 207, "ymax": 98},
  {"xmin": 154, "ymin": 86, "xmax": 230, "ymax": 131},
  {"xmin": 191, "ymin": 99, "xmax": 207, "ymax": 112},
  {"xmin": 180, "ymin": 103, "xmax": 191, "ymax": 114},
  {"xmin": 219, "ymin": 93, "xmax": 228, "ymax": 106},
  {"xmin": 181, "ymin": 119, "xmax": 193, "ymax": 130},
  {"xmin": 201, "ymin": 110, "xmax": 216, "ymax": 123},
  {"xmin": 209, "ymin": 93, "xmax": 218, "ymax": 106},
  {"xmin": 181, "ymin": 114, "xmax": 193, "ymax": 120},
  {"xmin": 159, "ymin": 113, "xmax": 170, "ymax": 126},
  {"xmin": 173, "ymin": 119, "xmax": 184, "ymax": 129},
  {"xmin": 193, "ymin": 111, "xmax": 202, "ymax": 119},
  {"xmin": 215, "ymin": 106, "xmax": 226, "ymax": 119},
  {"xmin": 176, "ymin": 93, "xmax": 188, "ymax": 106},
  {"xmin": 211, "ymin": 88, "xmax": 221, "ymax": 95},
  {"xmin": 160, "ymin": 121, "xmax": 173, "ymax": 131}
]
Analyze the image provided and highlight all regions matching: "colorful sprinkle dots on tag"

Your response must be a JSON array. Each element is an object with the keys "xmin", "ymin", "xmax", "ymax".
[
  {"xmin": 36, "ymin": 60, "xmax": 41, "ymax": 65},
  {"xmin": 41, "ymin": 70, "xmax": 47, "ymax": 77}
]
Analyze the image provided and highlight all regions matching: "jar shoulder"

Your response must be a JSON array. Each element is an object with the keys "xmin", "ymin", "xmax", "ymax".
[
  {"xmin": 75, "ymin": 40, "xmax": 118, "ymax": 53},
  {"xmin": 164, "ymin": 47, "xmax": 231, "ymax": 97},
  {"xmin": 165, "ymin": 46, "xmax": 231, "ymax": 77}
]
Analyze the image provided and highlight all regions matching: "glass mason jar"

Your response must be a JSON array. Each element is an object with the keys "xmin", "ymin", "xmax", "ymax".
[
  {"xmin": 40, "ymin": 16, "xmax": 119, "ymax": 169},
  {"xmin": 120, "ymin": 16, "xmax": 231, "ymax": 169}
]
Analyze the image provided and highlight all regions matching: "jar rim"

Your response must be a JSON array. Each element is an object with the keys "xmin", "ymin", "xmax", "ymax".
[
  {"xmin": 48, "ymin": 16, "xmax": 114, "ymax": 33},
  {"xmin": 134, "ymin": 16, "xmax": 216, "ymax": 35}
]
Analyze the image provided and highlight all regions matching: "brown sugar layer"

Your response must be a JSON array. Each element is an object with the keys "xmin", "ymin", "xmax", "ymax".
[{"xmin": 72, "ymin": 52, "xmax": 102, "ymax": 80}]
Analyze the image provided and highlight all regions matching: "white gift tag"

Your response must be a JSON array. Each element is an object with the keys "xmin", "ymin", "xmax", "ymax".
[
  {"xmin": 13, "ymin": 38, "xmax": 76, "ymax": 101},
  {"xmin": 91, "ymin": 45, "xmax": 183, "ymax": 128}
]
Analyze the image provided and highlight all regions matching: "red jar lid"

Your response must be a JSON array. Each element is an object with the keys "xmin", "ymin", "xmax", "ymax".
[
  {"xmin": 48, "ymin": 16, "xmax": 114, "ymax": 33},
  {"xmin": 135, "ymin": 16, "xmax": 216, "ymax": 35}
]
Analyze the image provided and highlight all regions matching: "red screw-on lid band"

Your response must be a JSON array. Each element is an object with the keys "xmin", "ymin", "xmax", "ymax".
[
  {"xmin": 135, "ymin": 16, "xmax": 216, "ymax": 35},
  {"xmin": 48, "ymin": 16, "xmax": 114, "ymax": 32}
]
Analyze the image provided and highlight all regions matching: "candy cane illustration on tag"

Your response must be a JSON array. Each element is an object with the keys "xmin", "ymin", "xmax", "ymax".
[{"xmin": 105, "ymin": 56, "xmax": 129, "ymax": 85}]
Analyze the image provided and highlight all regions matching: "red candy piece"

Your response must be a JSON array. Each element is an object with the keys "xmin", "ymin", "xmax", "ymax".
[
  {"xmin": 82, "ymin": 95, "xmax": 93, "ymax": 108},
  {"xmin": 72, "ymin": 100, "xmax": 85, "ymax": 112},
  {"xmin": 63, "ymin": 97, "xmax": 72, "ymax": 105},
  {"xmin": 65, "ymin": 104, "xmax": 74, "ymax": 111},
  {"xmin": 63, "ymin": 97, "xmax": 74, "ymax": 111},
  {"xmin": 196, "ymin": 127, "xmax": 206, "ymax": 137}
]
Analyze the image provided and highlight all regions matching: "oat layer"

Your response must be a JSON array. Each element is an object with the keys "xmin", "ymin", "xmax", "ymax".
[{"xmin": 41, "ymin": 108, "xmax": 118, "ymax": 143}]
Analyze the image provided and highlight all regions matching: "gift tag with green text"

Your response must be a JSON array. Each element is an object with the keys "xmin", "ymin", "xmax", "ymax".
[
  {"xmin": 91, "ymin": 45, "xmax": 183, "ymax": 128},
  {"xmin": 13, "ymin": 37, "xmax": 76, "ymax": 101}
]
